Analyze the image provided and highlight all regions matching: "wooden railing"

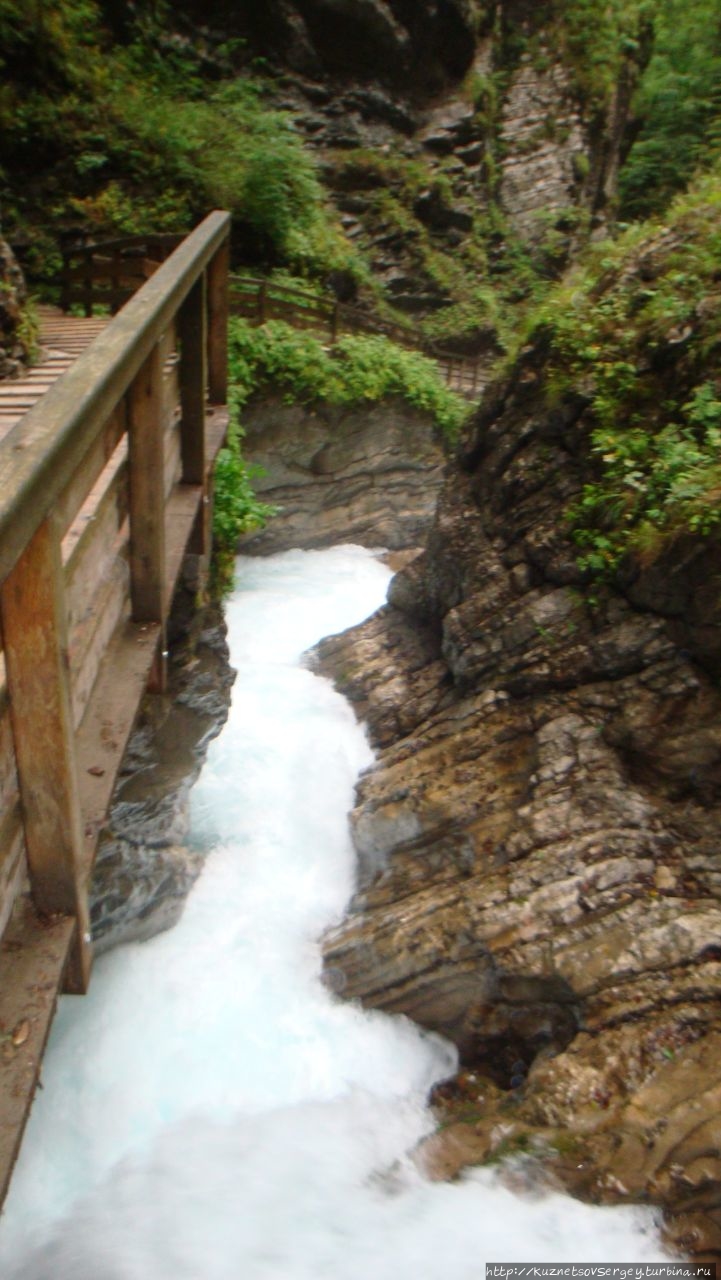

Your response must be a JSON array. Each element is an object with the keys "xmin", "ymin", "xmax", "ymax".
[
  {"xmin": 231, "ymin": 276, "xmax": 484, "ymax": 400},
  {"xmin": 0, "ymin": 211, "xmax": 230, "ymax": 1203},
  {"xmin": 54, "ymin": 242, "xmax": 484, "ymax": 400},
  {"xmin": 59, "ymin": 232, "xmax": 183, "ymax": 315}
]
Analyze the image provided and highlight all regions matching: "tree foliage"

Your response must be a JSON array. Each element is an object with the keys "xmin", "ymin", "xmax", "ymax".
[{"xmin": 620, "ymin": 0, "xmax": 721, "ymax": 217}]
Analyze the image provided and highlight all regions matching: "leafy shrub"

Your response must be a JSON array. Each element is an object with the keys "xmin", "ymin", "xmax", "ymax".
[
  {"xmin": 227, "ymin": 318, "xmax": 470, "ymax": 440},
  {"xmin": 620, "ymin": 0, "xmax": 721, "ymax": 218},
  {"xmin": 211, "ymin": 424, "xmax": 276, "ymax": 594},
  {"xmin": 528, "ymin": 167, "xmax": 721, "ymax": 574}
]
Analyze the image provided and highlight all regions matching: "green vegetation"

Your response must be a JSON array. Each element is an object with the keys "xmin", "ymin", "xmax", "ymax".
[
  {"xmin": 227, "ymin": 318, "xmax": 469, "ymax": 439},
  {"xmin": 0, "ymin": 0, "xmax": 360, "ymax": 281},
  {"xmin": 620, "ymin": 0, "xmax": 721, "ymax": 217},
  {"xmin": 211, "ymin": 427, "xmax": 276, "ymax": 594},
  {"xmin": 209, "ymin": 318, "xmax": 469, "ymax": 590},
  {"xmin": 553, "ymin": 0, "xmax": 653, "ymax": 113},
  {"xmin": 528, "ymin": 168, "xmax": 721, "ymax": 575}
]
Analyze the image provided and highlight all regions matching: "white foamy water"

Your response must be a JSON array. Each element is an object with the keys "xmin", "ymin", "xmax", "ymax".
[{"xmin": 0, "ymin": 545, "xmax": 666, "ymax": 1277}]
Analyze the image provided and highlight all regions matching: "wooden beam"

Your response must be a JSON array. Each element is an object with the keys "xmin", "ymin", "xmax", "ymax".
[
  {"xmin": 128, "ymin": 343, "xmax": 166, "ymax": 626},
  {"xmin": 207, "ymin": 239, "xmax": 229, "ymax": 404},
  {"xmin": 179, "ymin": 275, "xmax": 207, "ymax": 485},
  {"xmin": 0, "ymin": 516, "xmax": 91, "ymax": 993}
]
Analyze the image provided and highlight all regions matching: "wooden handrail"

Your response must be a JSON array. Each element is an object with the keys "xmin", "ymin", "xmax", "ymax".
[
  {"xmin": 229, "ymin": 273, "xmax": 483, "ymax": 399},
  {"xmin": 0, "ymin": 212, "xmax": 232, "ymax": 1204},
  {"xmin": 50, "ymin": 237, "xmax": 482, "ymax": 398},
  {"xmin": 0, "ymin": 211, "xmax": 230, "ymax": 586}
]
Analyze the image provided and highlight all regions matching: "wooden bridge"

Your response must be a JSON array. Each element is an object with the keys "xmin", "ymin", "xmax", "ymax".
[
  {"xmin": 57, "ymin": 240, "xmax": 485, "ymax": 401},
  {"xmin": 0, "ymin": 211, "xmax": 230, "ymax": 1205},
  {"xmin": 0, "ymin": 213, "xmax": 483, "ymax": 1208}
]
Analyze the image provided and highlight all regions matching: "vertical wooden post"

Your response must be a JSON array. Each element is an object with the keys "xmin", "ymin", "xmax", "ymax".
[
  {"xmin": 179, "ymin": 275, "xmax": 207, "ymax": 486},
  {"xmin": 128, "ymin": 343, "xmax": 167, "ymax": 689},
  {"xmin": 0, "ymin": 517, "xmax": 92, "ymax": 993},
  {"xmin": 84, "ymin": 255, "xmax": 93, "ymax": 318},
  {"xmin": 60, "ymin": 251, "xmax": 70, "ymax": 313},
  {"xmin": 206, "ymin": 238, "xmax": 229, "ymax": 404},
  {"xmin": 128, "ymin": 342, "xmax": 166, "ymax": 622},
  {"xmin": 257, "ymin": 279, "xmax": 268, "ymax": 327}
]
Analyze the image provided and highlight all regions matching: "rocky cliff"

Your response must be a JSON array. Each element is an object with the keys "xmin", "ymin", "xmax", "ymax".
[
  {"xmin": 171, "ymin": 0, "xmax": 647, "ymax": 347},
  {"xmin": 316, "ymin": 208, "xmax": 721, "ymax": 1256},
  {"xmin": 273, "ymin": 0, "xmax": 646, "ymax": 339},
  {"xmin": 90, "ymin": 593, "xmax": 235, "ymax": 951},
  {"xmin": 238, "ymin": 396, "xmax": 446, "ymax": 555}
]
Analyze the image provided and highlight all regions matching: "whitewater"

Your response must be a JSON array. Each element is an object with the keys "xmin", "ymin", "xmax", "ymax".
[{"xmin": 0, "ymin": 545, "xmax": 665, "ymax": 1278}]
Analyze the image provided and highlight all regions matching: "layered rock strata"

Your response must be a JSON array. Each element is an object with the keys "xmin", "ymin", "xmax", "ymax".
[
  {"xmin": 316, "ymin": 342, "xmax": 721, "ymax": 1256},
  {"xmin": 238, "ymin": 396, "xmax": 446, "ymax": 554}
]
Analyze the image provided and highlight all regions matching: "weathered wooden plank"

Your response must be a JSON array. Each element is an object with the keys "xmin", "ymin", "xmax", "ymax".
[
  {"xmin": 57, "ymin": 418, "xmax": 127, "ymax": 550},
  {"xmin": 127, "ymin": 343, "xmax": 166, "ymax": 625},
  {"xmin": 0, "ymin": 898, "xmax": 76, "ymax": 1208},
  {"xmin": 179, "ymin": 275, "xmax": 207, "ymax": 484},
  {"xmin": 165, "ymin": 483, "xmax": 203, "ymax": 611},
  {"xmin": 166, "ymin": 407, "xmax": 230, "ymax": 573},
  {"xmin": 62, "ymin": 437, "xmax": 128, "ymax": 573},
  {"xmin": 0, "ymin": 518, "xmax": 91, "ymax": 993},
  {"xmin": 164, "ymin": 427, "xmax": 182, "ymax": 502},
  {"xmin": 207, "ymin": 239, "xmax": 229, "ymax": 404},
  {"xmin": 0, "ymin": 822, "xmax": 27, "ymax": 942},
  {"xmin": 76, "ymin": 618, "xmax": 162, "ymax": 874},
  {"xmin": 0, "ymin": 705, "xmax": 21, "ymax": 814},
  {"xmin": 68, "ymin": 545, "xmax": 130, "ymax": 731}
]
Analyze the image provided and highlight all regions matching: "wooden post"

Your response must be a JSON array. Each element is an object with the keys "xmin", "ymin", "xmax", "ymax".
[
  {"xmin": 206, "ymin": 239, "xmax": 229, "ymax": 405},
  {"xmin": 128, "ymin": 342, "xmax": 166, "ymax": 622},
  {"xmin": 84, "ymin": 254, "xmax": 93, "ymax": 318},
  {"xmin": 60, "ymin": 252, "xmax": 70, "ymax": 313},
  {"xmin": 257, "ymin": 279, "xmax": 268, "ymax": 326},
  {"xmin": 128, "ymin": 342, "xmax": 167, "ymax": 690},
  {"xmin": 0, "ymin": 516, "xmax": 92, "ymax": 993},
  {"xmin": 179, "ymin": 275, "xmax": 207, "ymax": 485},
  {"xmin": 330, "ymin": 302, "xmax": 339, "ymax": 344}
]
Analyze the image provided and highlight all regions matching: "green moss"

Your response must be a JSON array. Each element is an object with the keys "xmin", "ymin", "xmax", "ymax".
[{"xmin": 0, "ymin": 1, "xmax": 360, "ymax": 282}]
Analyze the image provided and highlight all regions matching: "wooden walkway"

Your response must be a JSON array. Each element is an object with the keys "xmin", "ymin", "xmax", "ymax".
[
  {"xmin": 0, "ymin": 309, "xmax": 109, "ymax": 439},
  {"xmin": 0, "ymin": 213, "xmax": 231, "ymax": 1208},
  {"xmin": 51, "ymin": 242, "xmax": 486, "ymax": 402}
]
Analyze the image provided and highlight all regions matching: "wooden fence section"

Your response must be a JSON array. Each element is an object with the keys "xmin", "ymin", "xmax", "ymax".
[
  {"xmin": 229, "ymin": 275, "xmax": 484, "ymax": 400},
  {"xmin": 53, "ymin": 243, "xmax": 483, "ymax": 400},
  {"xmin": 60, "ymin": 232, "xmax": 183, "ymax": 316},
  {"xmin": 0, "ymin": 210, "xmax": 230, "ymax": 1206}
]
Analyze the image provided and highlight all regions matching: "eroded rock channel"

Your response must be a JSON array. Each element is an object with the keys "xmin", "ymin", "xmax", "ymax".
[{"xmin": 313, "ymin": 344, "xmax": 721, "ymax": 1260}]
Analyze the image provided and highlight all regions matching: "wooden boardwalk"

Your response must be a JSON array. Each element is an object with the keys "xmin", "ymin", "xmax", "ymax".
[
  {"xmin": 0, "ymin": 309, "xmax": 109, "ymax": 439},
  {"xmin": 0, "ymin": 213, "xmax": 231, "ymax": 1208}
]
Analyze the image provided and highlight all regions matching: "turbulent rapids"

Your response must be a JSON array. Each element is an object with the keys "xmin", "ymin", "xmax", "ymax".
[{"xmin": 0, "ymin": 547, "xmax": 665, "ymax": 1278}]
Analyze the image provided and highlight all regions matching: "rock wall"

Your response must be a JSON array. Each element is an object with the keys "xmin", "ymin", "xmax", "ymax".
[
  {"xmin": 316, "ymin": 339, "xmax": 721, "ymax": 1255},
  {"xmin": 0, "ymin": 236, "xmax": 29, "ymax": 379},
  {"xmin": 90, "ymin": 594, "xmax": 235, "ymax": 951},
  {"xmin": 238, "ymin": 396, "xmax": 447, "ymax": 555},
  {"xmin": 179, "ymin": 0, "xmax": 480, "ymax": 91}
]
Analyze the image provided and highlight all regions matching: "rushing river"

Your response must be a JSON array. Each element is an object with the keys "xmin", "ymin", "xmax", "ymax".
[{"xmin": 0, "ymin": 546, "xmax": 665, "ymax": 1277}]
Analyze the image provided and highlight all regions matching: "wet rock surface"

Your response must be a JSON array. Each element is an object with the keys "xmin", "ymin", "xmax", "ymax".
[
  {"xmin": 238, "ymin": 396, "xmax": 447, "ymax": 555},
  {"xmin": 315, "ymin": 341, "xmax": 721, "ymax": 1256},
  {"xmin": 90, "ymin": 602, "xmax": 235, "ymax": 951},
  {"xmin": 182, "ymin": 0, "xmax": 478, "ymax": 92}
]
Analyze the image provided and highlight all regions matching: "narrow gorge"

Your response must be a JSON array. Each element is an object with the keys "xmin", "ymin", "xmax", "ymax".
[{"xmin": 1, "ymin": 0, "xmax": 721, "ymax": 1268}]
